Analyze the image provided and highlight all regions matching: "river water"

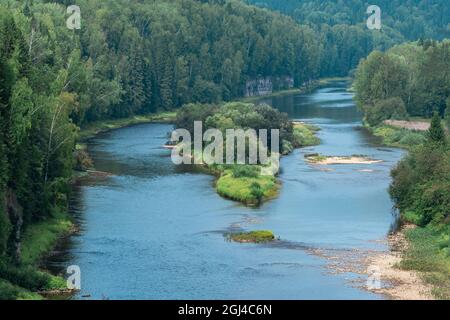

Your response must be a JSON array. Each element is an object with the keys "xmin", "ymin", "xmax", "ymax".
[{"xmin": 45, "ymin": 81, "xmax": 404, "ymax": 299}]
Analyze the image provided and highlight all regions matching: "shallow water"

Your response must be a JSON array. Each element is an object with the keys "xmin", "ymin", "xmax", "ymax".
[{"xmin": 45, "ymin": 81, "xmax": 404, "ymax": 299}]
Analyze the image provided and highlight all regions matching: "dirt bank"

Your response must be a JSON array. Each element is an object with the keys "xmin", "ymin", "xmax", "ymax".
[{"xmin": 383, "ymin": 120, "xmax": 430, "ymax": 131}]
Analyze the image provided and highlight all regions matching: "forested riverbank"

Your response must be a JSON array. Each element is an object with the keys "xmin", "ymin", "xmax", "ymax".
[{"xmin": 354, "ymin": 41, "xmax": 450, "ymax": 299}]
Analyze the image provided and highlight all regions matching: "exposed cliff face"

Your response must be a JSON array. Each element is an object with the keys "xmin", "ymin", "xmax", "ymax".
[{"xmin": 244, "ymin": 76, "xmax": 294, "ymax": 97}]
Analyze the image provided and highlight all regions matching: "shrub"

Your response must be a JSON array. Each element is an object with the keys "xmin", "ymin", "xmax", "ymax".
[
  {"xmin": 250, "ymin": 182, "xmax": 264, "ymax": 201},
  {"xmin": 231, "ymin": 165, "xmax": 259, "ymax": 178},
  {"xmin": 398, "ymin": 132, "xmax": 426, "ymax": 146},
  {"xmin": 228, "ymin": 230, "xmax": 275, "ymax": 243},
  {"xmin": 365, "ymin": 97, "xmax": 408, "ymax": 126},
  {"xmin": 0, "ymin": 262, "xmax": 50, "ymax": 291},
  {"xmin": 0, "ymin": 280, "xmax": 20, "ymax": 300}
]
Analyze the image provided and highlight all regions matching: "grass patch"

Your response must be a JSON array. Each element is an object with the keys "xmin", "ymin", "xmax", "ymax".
[
  {"xmin": 20, "ymin": 210, "xmax": 73, "ymax": 265},
  {"xmin": 369, "ymin": 124, "xmax": 426, "ymax": 149},
  {"xmin": 293, "ymin": 123, "xmax": 320, "ymax": 147},
  {"xmin": 216, "ymin": 169, "xmax": 278, "ymax": 206},
  {"xmin": 1, "ymin": 207, "xmax": 76, "ymax": 300},
  {"xmin": 0, "ymin": 279, "xmax": 42, "ymax": 300},
  {"xmin": 227, "ymin": 230, "xmax": 276, "ymax": 243},
  {"xmin": 304, "ymin": 153, "xmax": 327, "ymax": 163},
  {"xmin": 399, "ymin": 224, "xmax": 450, "ymax": 299},
  {"xmin": 78, "ymin": 111, "xmax": 176, "ymax": 141}
]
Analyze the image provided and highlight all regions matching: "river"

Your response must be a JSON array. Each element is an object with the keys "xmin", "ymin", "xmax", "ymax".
[{"xmin": 45, "ymin": 81, "xmax": 404, "ymax": 299}]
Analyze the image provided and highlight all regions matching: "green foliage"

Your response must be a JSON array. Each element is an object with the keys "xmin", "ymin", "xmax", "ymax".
[
  {"xmin": 231, "ymin": 165, "xmax": 259, "ymax": 178},
  {"xmin": 175, "ymin": 101, "xmax": 297, "ymax": 157},
  {"xmin": 400, "ymin": 225, "xmax": 450, "ymax": 299},
  {"xmin": 398, "ymin": 132, "xmax": 427, "ymax": 147},
  {"xmin": 249, "ymin": 182, "xmax": 264, "ymax": 202},
  {"xmin": 0, "ymin": 0, "xmax": 447, "ymax": 299},
  {"xmin": 0, "ymin": 198, "xmax": 11, "ymax": 257},
  {"xmin": 247, "ymin": 0, "xmax": 448, "ymax": 42},
  {"xmin": 228, "ymin": 230, "xmax": 275, "ymax": 243},
  {"xmin": 0, "ymin": 261, "xmax": 50, "ymax": 292},
  {"xmin": 292, "ymin": 123, "xmax": 320, "ymax": 147},
  {"xmin": 246, "ymin": 0, "xmax": 445, "ymax": 77},
  {"xmin": 427, "ymin": 112, "xmax": 446, "ymax": 145},
  {"xmin": 372, "ymin": 126, "xmax": 426, "ymax": 148},
  {"xmin": 20, "ymin": 210, "xmax": 73, "ymax": 265},
  {"xmin": 0, "ymin": 279, "xmax": 41, "ymax": 300},
  {"xmin": 355, "ymin": 41, "xmax": 450, "ymax": 119},
  {"xmin": 390, "ymin": 143, "xmax": 450, "ymax": 226},
  {"xmin": 365, "ymin": 97, "xmax": 408, "ymax": 126},
  {"xmin": 216, "ymin": 171, "xmax": 277, "ymax": 205}
]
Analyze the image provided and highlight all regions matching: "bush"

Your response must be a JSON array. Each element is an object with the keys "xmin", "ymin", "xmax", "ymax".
[
  {"xmin": 250, "ymin": 182, "xmax": 264, "ymax": 201},
  {"xmin": 228, "ymin": 230, "xmax": 275, "ymax": 243},
  {"xmin": 216, "ymin": 171, "xmax": 277, "ymax": 205},
  {"xmin": 0, "ymin": 262, "xmax": 50, "ymax": 291},
  {"xmin": 292, "ymin": 123, "xmax": 320, "ymax": 147},
  {"xmin": 398, "ymin": 132, "xmax": 426, "ymax": 146},
  {"xmin": 411, "ymin": 180, "xmax": 450, "ymax": 225},
  {"xmin": 391, "ymin": 143, "xmax": 450, "ymax": 226},
  {"xmin": 231, "ymin": 165, "xmax": 259, "ymax": 178},
  {"xmin": 400, "ymin": 225, "xmax": 450, "ymax": 299},
  {"xmin": 0, "ymin": 280, "xmax": 20, "ymax": 300},
  {"xmin": 365, "ymin": 97, "xmax": 408, "ymax": 126}
]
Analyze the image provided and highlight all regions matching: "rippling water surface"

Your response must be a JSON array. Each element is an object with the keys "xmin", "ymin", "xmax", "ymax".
[{"xmin": 45, "ymin": 81, "xmax": 404, "ymax": 299}]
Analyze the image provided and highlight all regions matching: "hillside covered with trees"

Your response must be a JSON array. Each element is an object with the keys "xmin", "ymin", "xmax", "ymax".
[
  {"xmin": 246, "ymin": 0, "xmax": 450, "ymax": 76},
  {"xmin": 354, "ymin": 40, "xmax": 450, "ymax": 122}
]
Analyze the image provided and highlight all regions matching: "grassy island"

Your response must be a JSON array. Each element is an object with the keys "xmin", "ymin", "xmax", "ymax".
[
  {"xmin": 227, "ymin": 230, "xmax": 276, "ymax": 243},
  {"xmin": 174, "ymin": 102, "xmax": 320, "ymax": 205}
]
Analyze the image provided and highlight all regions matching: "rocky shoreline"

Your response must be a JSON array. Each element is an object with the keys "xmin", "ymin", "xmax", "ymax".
[{"xmin": 363, "ymin": 224, "xmax": 433, "ymax": 300}]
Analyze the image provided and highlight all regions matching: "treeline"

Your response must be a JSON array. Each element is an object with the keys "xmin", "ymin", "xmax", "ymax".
[
  {"xmin": 354, "ymin": 40, "xmax": 450, "ymax": 124},
  {"xmin": 246, "ymin": 0, "xmax": 450, "ymax": 76},
  {"xmin": 47, "ymin": 0, "xmax": 321, "ymax": 123}
]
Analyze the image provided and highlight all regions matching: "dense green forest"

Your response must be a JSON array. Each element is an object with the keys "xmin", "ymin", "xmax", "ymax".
[
  {"xmin": 247, "ymin": 0, "xmax": 450, "ymax": 76},
  {"xmin": 354, "ymin": 40, "xmax": 450, "ymax": 121}
]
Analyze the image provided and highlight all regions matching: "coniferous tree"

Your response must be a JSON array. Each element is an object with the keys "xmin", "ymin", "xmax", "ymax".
[{"xmin": 427, "ymin": 112, "xmax": 446, "ymax": 145}]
